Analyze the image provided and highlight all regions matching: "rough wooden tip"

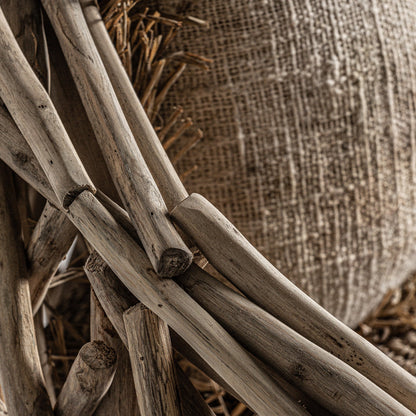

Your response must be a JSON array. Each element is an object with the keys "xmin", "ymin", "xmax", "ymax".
[
  {"xmin": 55, "ymin": 341, "xmax": 117, "ymax": 416},
  {"xmin": 159, "ymin": 247, "xmax": 193, "ymax": 277}
]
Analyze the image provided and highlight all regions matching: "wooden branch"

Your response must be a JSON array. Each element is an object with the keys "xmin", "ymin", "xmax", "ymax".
[
  {"xmin": 54, "ymin": 341, "xmax": 117, "ymax": 416},
  {"xmin": 0, "ymin": 106, "xmax": 58, "ymax": 205},
  {"xmin": 171, "ymin": 193, "xmax": 416, "ymax": 412},
  {"xmin": 68, "ymin": 194, "xmax": 307, "ymax": 416},
  {"xmin": 177, "ymin": 265, "xmax": 414, "ymax": 416},
  {"xmin": 89, "ymin": 262, "xmax": 214, "ymax": 416},
  {"xmin": 90, "ymin": 291, "xmax": 140, "ymax": 416},
  {"xmin": 0, "ymin": 163, "xmax": 53, "ymax": 415},
  {"xmin": 85, "ymin": 253, "xmax": 328, "ymax": 415},
  {"xmin": 124, "ymin": 304, "xmax": 181, "ymax": 416},
  {"xmin": 0, "ymin": 7, "xmax": 95, "ymax": 208},
  {"xmin": 41, "ymin": 0, "xmax": 192, "ymax": 277},
  {"xmin": 81, "ymin": 0, "xmax": 188, "ymax": 211},
  {"xmin": 45, "ymin": 23, "xmax": 120, "ymax": 204},
  {"xmin": 28, "ymin": 202, "xmax": 77, "ymax": 314}
]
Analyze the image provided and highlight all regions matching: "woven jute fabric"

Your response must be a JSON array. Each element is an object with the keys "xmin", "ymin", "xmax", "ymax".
[{"xmin": 164, "ymin": 0, "xmax": 416, "ymax": 328}]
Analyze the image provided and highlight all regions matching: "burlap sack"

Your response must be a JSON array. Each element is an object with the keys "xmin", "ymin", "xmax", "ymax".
[{"xmin": 164, "ymin": 0, "xmax": 416, "ymax": 328}]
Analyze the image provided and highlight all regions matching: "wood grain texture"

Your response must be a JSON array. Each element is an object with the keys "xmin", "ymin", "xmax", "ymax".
[
  {"xmin": 0, "ymin": 163, "xmax": 53, "ymax": 416},
  {"xmin": 0, "ymin": 7, "xmax": 95, "ymax": 208},
  {"xmin": 178, "ymin": 264, "xmax": 415, "ymax": 416},
  {"xmin": 90, "ymin": 291, "xmax": 140, "ymax": 416},
  {"xmin": 0, "ymin": 105, "xmax": 58, "ymax": 205},
  {"xmin": 85, "ymin": 252, "xmax": 328, "ymax": 416},
  {"xmin": 54, "ymin": 341, "xmax": 117, "ymax": 416},
  {"xmin": 41, "ymin": 0, "xmax": 192, "ymax": 277},
  {"xmin": 124, "ymin": 304, "xmax": 182, "ymax": 416},
  {"xmin": 171, "ymin": 193, "xmax": 416, "ymax": 413},
  {"xmin": 28, "ymin": 202, "xmax": 77, "ymax": 314},
  {"xmin": 88, "ymin": 256, "xmax": 215, "ymax": 416},
  {"xmin": 81, "ymin": 0, "xmax": 188, "ymax": 211},
  {"xmin": 68, "ymin": 193, "xmax": 307, "ymax": 416}
]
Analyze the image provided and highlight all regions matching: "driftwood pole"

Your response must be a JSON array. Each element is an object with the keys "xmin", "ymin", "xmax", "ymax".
[
  {"xmin": 177, "ymin": 264, "xmax": 414, "ymax": 416},
  {"xmin": 28, "ymin": 202, "xmax": 77, "ymax": 314},
  {"xmin": 85, "ymin": 253, "xmax": 325, "ymax": 416},
  {"xmin": 0, "ymin": 163, "xmax": 53, "ymax": 416},
  {"xmin": 89, "ymin": 262, "xmax": 215, "ymax": 416},
  {"xmin": 0, "ymin": 7, "xmax": 95, "ymax": 208},
  {"xmin": 124, "ymin": 304, "xmax": 182, "ymax": 416},
  {"xmin": 41, "ymin": 0, "xmax": 192, "ymax": 277},
  {"xmin": 80, "ymin": 0, "xmax": 188, "ymax": 210},
  {"xmin": 54, "ymin": 341, "xmax": 117, "ymax": 416},
  {"xmin": 171, "ymin": 193, "xmax": 416, "ymax": 412},
  {"xmin": 90, "ymin": 291, "xmax": 140, "ymax": 416}
]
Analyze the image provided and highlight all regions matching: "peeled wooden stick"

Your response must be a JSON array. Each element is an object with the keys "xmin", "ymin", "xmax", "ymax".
[
  {"xmin": 85, "ymin": 253, "xmax": 324, "ymax": 416},
  {"xmin": 41, "ymin": 0, "xmax": 192, "ymax": 277},
  {"xmin": 177, "ymin": 265, "xmax": 414, "ymax": 416},
  {"xmin": 68, "ymin": 193, "xmax": 307, "ymax": 416},
  {"xmin": 124, "ymin": 304, "xmax": 182, "ymax": 416},
  {"xmin": 0, "ymin": 105, "xmax": 58, "ymax": 205},
  {"xmin": 0, "ymin": 7, "xmax": 95, "ymax": 208},
  {"xmin": 0, "ymin": 163, "xmax": 53, "ymax": 416},
  {"xmin": 81, "ymin": 0, "xmax": 188, "ymax": 211},
  {"xmin": 89, "ymin": 263, "xmax": 215, "ymax": 416},
  {"xmin": 54, "ymin": 341, "xmax": 117, "ymax": 416},
  {"xmin": 170, "ymin": 193, "xmax": 416, "ymax": 412},
  {"xmin": 28, "ymin": 202, "xmax": 77, "ymax": 314},
  {"xmin": 90, "ymin": 291, "xmax": 140, "ymax": 416}
]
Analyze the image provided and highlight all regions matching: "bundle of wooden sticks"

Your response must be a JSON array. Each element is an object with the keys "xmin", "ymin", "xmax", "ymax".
[{"xmin": 0, "ymin": 1, "xmax": 415, "ymax": 415}]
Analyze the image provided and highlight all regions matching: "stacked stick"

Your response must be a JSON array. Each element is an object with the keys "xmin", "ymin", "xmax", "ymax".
[{"xmin": 0, "ymin": 1, "xmax": 415, "ymax": 415}]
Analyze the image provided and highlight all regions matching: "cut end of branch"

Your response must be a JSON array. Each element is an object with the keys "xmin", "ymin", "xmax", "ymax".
[
  {"xmin": 158, "ymin": 247, "xmax": 192, "ymax": 278},
  {"xmin": 80, "ymin": 341, "xmax": 117, "ymax": 370},
  {"xmin": 85, "ymin": 251, "xmax": 108, "ymax": 274},
  {"xmin": 63, "ymin": 185, "xmax": 96, "ymax": 209}
]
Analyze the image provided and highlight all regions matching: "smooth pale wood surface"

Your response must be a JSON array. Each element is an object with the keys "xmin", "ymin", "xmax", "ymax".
[
  {"xmin": 124, "ymin": 304, "xmax": 182, "ymax": 416},
  {"xmin": 41, "ymin": 0, "xmax": 192, "ymax": 277},
  {"xmin": 178, "ymin": 265, "xmax": 414, "ymax": 416},
  {"xmin": 87, "ymin": 256, "xmax": 215, "ymax": 416},
  {"xmin": 0, "ymin": 163, "xmax": 53, "ymax": 416},
  {"xmin": 0, "ymin": 106, "xmax": 58, "ymax": 205},
  {"xmin": 0, "ymin": 7, "xmax": 95, "ymax": 208},
  {"xmin": 54, "ymin": 341, "xmax": 117, "ymax": 416},
  {"xmin": 90, "ymin": 291, "xmax": 140, "ymax": 416},
  {"xmin": 81, "ymin": 0, "xmax": 188, "ymax": 211},
  {"xmin": 28, "ymin": 202, "xmax": 77, "ymax": 314},
  {"xmin": 69, "ymin": 192, "xmax": 307, "ymax": 416},
  {"xmin": 171, "ymin": 193, "xmax": 416, "ymax": 412},
  {"xmin": 44, "ymin": 21, "xmax": 120, "ymax": 204}
]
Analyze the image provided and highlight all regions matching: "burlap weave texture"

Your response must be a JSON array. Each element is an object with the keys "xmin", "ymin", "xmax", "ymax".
[{"xmin": 165, "ymin": 0, "xmax": 416, "ymax": 327}]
